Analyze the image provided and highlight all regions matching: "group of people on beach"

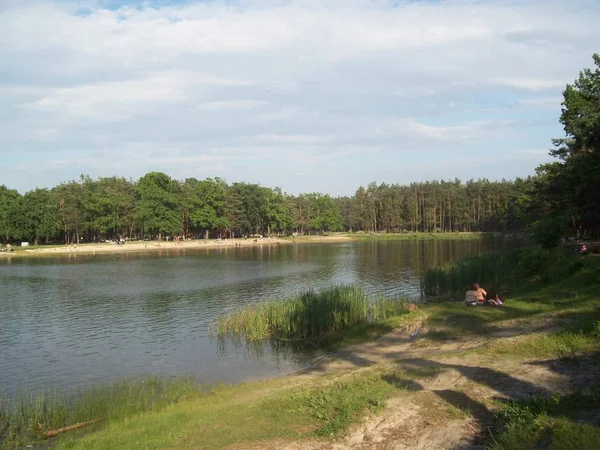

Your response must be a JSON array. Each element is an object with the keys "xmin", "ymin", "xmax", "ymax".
[{"xmin": 464, "ymin": 283, "xmax": 503, "ymax": 307}]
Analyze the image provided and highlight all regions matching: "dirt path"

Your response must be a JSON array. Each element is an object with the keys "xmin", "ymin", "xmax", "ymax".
[{"xmin": 241, "ymin": 315, "xmax": 595, "ymax": 450}]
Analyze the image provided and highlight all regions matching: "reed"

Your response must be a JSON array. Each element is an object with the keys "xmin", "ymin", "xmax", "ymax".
[
  {"xmin": 0, "ymin": 376, "xmax": 206, "ymax": 449},
  {"xmin": 214, "ymin": 286, "xmax": 409, "ymax": 343},
  {"xmin": 421, "ymin": 247, "xmax": 587, "ymax": 298}
]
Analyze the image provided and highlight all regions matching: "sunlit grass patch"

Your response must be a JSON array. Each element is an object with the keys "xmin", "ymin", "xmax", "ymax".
[
  {"xmin": 54, "ymin": 369, "xmax": 412, "ymax": 450},
  {"xmin": 214, "ymin": 286, "xmax": 410, "ymax": 345},
  {"xmin": 0, "ymin": 377, "xmax": 207, "ymax": 449}
]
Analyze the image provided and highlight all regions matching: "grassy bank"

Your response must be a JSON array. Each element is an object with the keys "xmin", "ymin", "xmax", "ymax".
[
  {"xmin": 214, "ymin": 286, "xmax": 409, "ymax": 345},
  {"xmin": 4, "ymin": 255, "xmax": 599, "ymax": 449},
  {"xmin": 46, "ymin": 367, "xmax": 430, "ymax": 450},
  {"xmin": 489, "ymin": 377, "xmax": 600, "ymax": 450},
  {"xmin": 350, "ymin": 231, "xmax": 496, "ymax": 241},
  {"xmin": 0, "ymin": 377, "xmax": 207, "ymax": 449},
  {"xmin": 421, "ymin": 247, "xmax": 588, "ymax": 297}
]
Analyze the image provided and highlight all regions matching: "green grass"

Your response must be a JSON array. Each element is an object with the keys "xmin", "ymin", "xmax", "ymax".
[
  {"xmin": 5, "ymin": 252, "xmax": 599, "ymax": 449},
  {"xmin": 421, "ymin": 247, "xmax": 588, "ymax": 298},
  {"xmin": 52, "ymin": 368, "xmax": 415, "ymax": 450},
  {"xmin": 351, "ymin": 231, "xmax": 493, "ymax": 241},
  {"xmin": 426, "ymin": 259, "xmax": 599, "ymax": 337},
  {"xmin": 489, "ymin": 382, "xmax": 600, "ymax": 450},
  {"xmin": 214, "ymin": 286, "xmax": 410, "ymax": 345},
  {"xmin": 0, "ymin": 377, "xmax": 207, "ymax": 449}
]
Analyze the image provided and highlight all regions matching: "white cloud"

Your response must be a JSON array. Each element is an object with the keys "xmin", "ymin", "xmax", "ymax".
[
  {"xmin": 489, "ymin": 77, "xmax": 566, "ymax": 91},
  {"xmin": 1, "ymin": 0, "xmax": 598, "ymax": 194}
]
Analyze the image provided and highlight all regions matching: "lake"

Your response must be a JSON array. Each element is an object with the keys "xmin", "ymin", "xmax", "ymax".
[{"xmin": 0, "ymin": 239, "xmax": 506, "ymax": 395}]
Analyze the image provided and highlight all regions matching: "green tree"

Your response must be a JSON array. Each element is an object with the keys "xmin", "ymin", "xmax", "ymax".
[
  {"xmin": 0, "ymin": 185, "xmax": 23, "ymax": 243},
  {"xmin": 21, "ymin": 188, "xmax": 59, "ymax": 244},
  {"xmin": 306, "ymin": 193, "xmax": 343, "ymax": 232},
  {"xmin": 184, "ymin": 178, "xmax": 231, "ymax": 239},
  {"xmin": 135, "ymin": 172, "xmax": 182, "ymax": 240},
  {"xmin": 545, "ymin": 54, "xmax": 600, "ymax": 236}
]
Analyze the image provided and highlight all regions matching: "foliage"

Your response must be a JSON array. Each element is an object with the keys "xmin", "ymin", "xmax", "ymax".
[
  {"xmin": 214, "ymin": 286, "xmax": 408, "ymax": 344},
  {"xmin": 0, "ymin": 174, "xmax": 540, "ymax": 245},
  {"xmin": 421, "ymin": 247, "xmax": 587, "ymax": 297},
  {"xmin": 134, "ymin": 172, "xmax": 183, "ymax": 239},
  {"xmin": 532, "ymin": 215, "xmax": 568, "ymax": 249},
  {"xmin": 538, "ymin": 54, "xmax": 600, "ymax": 237}
]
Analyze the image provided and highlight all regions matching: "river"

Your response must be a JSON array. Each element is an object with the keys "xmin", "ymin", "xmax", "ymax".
[{"xmin": 0, "ymin": 238, "xmax": 506, "ymax": 395}]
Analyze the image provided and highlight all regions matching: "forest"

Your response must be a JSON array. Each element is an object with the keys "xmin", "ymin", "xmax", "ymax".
[{"xmin": 1, "ymin": 54, "xmax": 598, "ymax": 245}]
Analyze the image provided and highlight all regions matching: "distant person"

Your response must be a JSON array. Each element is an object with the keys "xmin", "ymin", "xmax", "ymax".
[
  {"xmin": 475, "ymin": 283, "xmax": 487, "ymax": 302},
  {"xmin": 464, "ymin": 284, "xmax": 481, "ymax": 306},
  {"xmin": 488, "ymin": 293, "xmax": 504, "ymax": 306},
  {"xmin": 580, "ymin": 244, "xmax": 589, "ymax": 256}
]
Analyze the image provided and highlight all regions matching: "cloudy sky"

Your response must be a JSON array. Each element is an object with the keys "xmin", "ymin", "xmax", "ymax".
[{"xmin": 1, "ymin": 0, "xmax": 599, "ymax": 195}]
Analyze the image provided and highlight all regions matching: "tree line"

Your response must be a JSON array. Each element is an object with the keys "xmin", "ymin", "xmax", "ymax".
[
  {"xmin": 1, "ymin": 54, "xmax": 598, "ymax": 245},
  {"xmin": 0, "ymin": 175, "xmax": 535, "ymax": 245}
]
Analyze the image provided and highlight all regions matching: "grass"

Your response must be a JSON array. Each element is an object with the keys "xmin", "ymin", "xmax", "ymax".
[
  {"xmin": 421, "ymin": 247, "xmax": 588, "ymax": 298},
  {"xmin": 5, "ymin": 252, "xmax": 599, "ymax": 449},
  {"xmin": 419, "ymin": 257, "xmax": 600, "ymax": 344},
  {"xmin": 489, "ymin": 382, "xmax": 600, "ymax": 450},
  {"xmin": 213, "ymin": 286, "xmax": 410, "ymax": 345},
  {"xmin": 0, "ymin": 377, "xmax": 207, "ymax": 449},
  {"xmin": 351, "ymin": 231, "xmax": 494, "ymax": 241},
  {"xmin": 52, "ymin": 368, "xmax": 417, "ymax": 450}
]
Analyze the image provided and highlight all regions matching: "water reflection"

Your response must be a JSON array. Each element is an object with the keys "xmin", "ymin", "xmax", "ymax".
[{"xmin": 0, "ymin": 239, "xmax": 507, "ymax": 395}]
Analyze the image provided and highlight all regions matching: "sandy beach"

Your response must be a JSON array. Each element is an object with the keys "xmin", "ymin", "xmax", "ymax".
[{"xmin": 0, "ymin": 234, "xmax": 358, "ymax": 258}]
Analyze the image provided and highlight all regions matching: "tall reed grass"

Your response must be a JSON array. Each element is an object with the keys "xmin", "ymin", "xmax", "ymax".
[
  {"xmin": 421, "ymin": 247, "xmax": 587, "ymax": 298},
  {"xmin": 214, "ymin": 286, "xmax": 409, "ymax": 343},
  {"xmin": 0, "ymin": 377, "xmax": 206, "ymax": 449}
]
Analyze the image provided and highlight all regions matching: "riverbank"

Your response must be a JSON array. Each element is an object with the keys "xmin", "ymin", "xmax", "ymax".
[
  {"xmin": 4, "ymin": 258, "xmax": 598, "ymax": 449},
  {"xmin": 0, "ymin": 232, "xmax": 491, "ymax": 258},
  {"xmin": 0, "ymin": 237, "xmax": 290, "ymax": 258}
]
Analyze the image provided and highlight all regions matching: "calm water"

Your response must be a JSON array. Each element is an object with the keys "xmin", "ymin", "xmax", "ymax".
[{"xmin": 0, "ymin": 239, "xmax": 504, "ymax": 394}]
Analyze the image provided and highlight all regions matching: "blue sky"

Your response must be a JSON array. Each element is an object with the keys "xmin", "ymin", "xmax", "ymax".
[{"xmin": 1, "ymin": 0, "xmax": 599, "ymax": 195}]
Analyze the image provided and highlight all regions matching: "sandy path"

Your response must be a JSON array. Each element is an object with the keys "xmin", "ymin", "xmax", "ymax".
[{"xmin": 241, "ymin": 315, "xmax": 595, "ymax": 450}]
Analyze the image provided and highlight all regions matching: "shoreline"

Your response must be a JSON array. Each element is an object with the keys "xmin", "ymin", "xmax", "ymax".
[
  {"xmin": 0, "ymin": 232, "xmax": 493, "ymax": 258},
  {"xmin": 0, "ymin": 237, "xmax": 293, "ymax": 258}
]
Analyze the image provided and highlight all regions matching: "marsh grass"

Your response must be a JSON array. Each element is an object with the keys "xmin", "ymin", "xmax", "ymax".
[
  {"xmin": 214, "ymin": 286, "xmax": 409, "ymax": 345},
  {"xmin": 421, "ymin": 248, "xmax": 588, "ymax": 298},
  {"xmin": 0, "ymin": 377, "xmax": 207, "ymax": 449}
]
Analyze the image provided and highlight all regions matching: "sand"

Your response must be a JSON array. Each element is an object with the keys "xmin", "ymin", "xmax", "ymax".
[{"xmin": 0, "ymin": 234, "xmax": 359, "ymax": 258}]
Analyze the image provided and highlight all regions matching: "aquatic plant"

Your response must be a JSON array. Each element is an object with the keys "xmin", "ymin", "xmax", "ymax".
[{"xmin": 214, "ymin": 286, "xmax": 409, "ymax": 343}]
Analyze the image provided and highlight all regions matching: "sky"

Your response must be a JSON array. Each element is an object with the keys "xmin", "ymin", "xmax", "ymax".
[{"xmin": 1, "ymin": 0, "xmax": 599, "ymax": 196}]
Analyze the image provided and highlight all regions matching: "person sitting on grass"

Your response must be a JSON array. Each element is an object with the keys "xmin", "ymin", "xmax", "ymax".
[
  {"xmin": 475, "ymin": 283, "xmax": 487, "ymax": 303},
  {"xmin": 464, "ymin": 284, "xmax": 482, "ymax": 306},
  {"xmin": 488, "ymin": 293, "xmax": 504, "ymax": 306}
]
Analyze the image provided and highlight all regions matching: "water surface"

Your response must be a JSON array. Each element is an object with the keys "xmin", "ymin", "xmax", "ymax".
[{"xmin": 0, "ymin": 239, "xmax": 505, "ymax": 394}]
